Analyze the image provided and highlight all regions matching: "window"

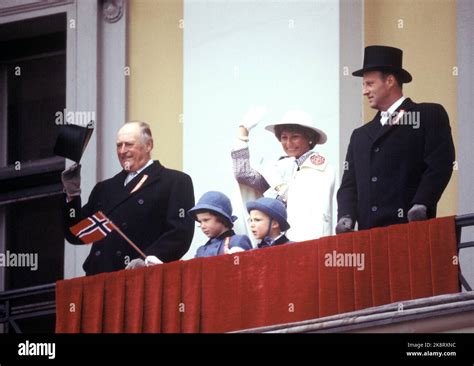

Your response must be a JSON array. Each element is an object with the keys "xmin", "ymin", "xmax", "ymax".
[{"xmin": 0, "ymin": 13, "xmax": 67, "ymax": 295}]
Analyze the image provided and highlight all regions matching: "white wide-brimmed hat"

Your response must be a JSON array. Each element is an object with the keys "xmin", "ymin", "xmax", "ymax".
[{"xmin": 264, "ymin": 110, "xmax": 327, "ymax": 145}]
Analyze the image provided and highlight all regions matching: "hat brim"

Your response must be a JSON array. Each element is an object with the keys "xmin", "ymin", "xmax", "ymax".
[
  {"xmin": 352, "ymin": 66, "xmax": 412, "ymax": 83},
  {"xmin": 265, "ymin": 123, "xmax": 327, "ymax": 145},
  {"xmin": 54, "ymin": 124, "xmax": 94, "ymax": 162},
  {"xmin": 188, "ymin": 204, "xmax": 237, "ymax": 223},
  {"xmin": 246, "ymin": 202, "xmax": 290, "ymax": 231}
]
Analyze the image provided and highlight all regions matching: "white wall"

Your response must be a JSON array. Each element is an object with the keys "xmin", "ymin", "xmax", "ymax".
[
  {"xmin": 183, "ymin": 0, "xmax": 349, "ymax": 258},
  {"xmin": 63, "ymin": 0, "xmax": 128, "ymax": 279}
]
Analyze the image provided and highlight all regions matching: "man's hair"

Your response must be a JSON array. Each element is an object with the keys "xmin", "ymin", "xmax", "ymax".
[
  {"xmin": 381, "ymin": 71, "xmax": 403, "ymax": 90},
  {"xmin": 125, "ymin": 120, "xmax": 153, "ymax": 145},
  {"xmin": 193, "ymin": 209, "xmax": 233, "ymax": 229},
  {"xmin": 274, "ymin": 124, "xmax": 319, "ymax": 149}
]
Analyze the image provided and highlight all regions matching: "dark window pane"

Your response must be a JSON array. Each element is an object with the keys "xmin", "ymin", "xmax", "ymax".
[
  {"xmin": 5, "ymin": 195, "xmax": 64, "ymax": 290},
  {"xmin": 7, "ymin": 54, "xmax": 66, "ymax": 164},
  {"xmin": 0, "ymin": 12, "xmax": 67, "ymax": 333}
]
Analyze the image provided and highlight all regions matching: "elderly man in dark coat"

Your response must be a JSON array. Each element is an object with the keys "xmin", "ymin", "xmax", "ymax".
[
  {"xmin": 61, "ymin": 121, "xmax": 195, "ymax": 275},
  {"xmin": 336, "ymin": 45, "xmax": 455, "ymax": 232}
]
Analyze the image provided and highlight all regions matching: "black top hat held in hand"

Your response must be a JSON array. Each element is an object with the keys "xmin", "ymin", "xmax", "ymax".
[
  {"xmin": 352, "ymin": 45, "xmax": 412, "ymax": 83},
  {"xmin": 54, "ymin": 122, "xmax": 94, "ymax": 163}
]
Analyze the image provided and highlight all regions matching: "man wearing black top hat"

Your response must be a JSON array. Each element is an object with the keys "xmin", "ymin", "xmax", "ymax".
[
  {"xmin": 336, "ymin": 45, "xmax": 455, "ymax": 232},
  {"xmin": 60, "ymin": 121, "xmax": 195, "ymax": 275}
]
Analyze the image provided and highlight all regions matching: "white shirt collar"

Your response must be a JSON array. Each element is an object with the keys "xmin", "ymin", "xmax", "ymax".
[
  {"xmin": 135, "ymin": 159, "xmax": 154, "ymax": 175},
  {"xmin": 271, "ymin": 232, "xmax": 285, "ymax": 244},
  {"xmin": 295, "ymin": 150, "xmax": 314, "ymax": 167},
  {"xmin": 381, "ymin": 96, "xmax": 406, "ymax": 125},
  {"xmin": 124, "ymin": 159, "xmax": 153, "ymax": 186}
]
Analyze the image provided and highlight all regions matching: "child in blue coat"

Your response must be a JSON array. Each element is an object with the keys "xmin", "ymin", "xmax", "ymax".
[
  {"xmin": 188, "ymin": 191, "xmax": 252, "ymax": 257},
  {"xmin": 246, "ymin": 197, "xmax": 291, "ymax": 248}
]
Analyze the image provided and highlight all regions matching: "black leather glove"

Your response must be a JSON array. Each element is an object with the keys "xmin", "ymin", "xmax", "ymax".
[
  {"xmin": 61, "ymin": 163, "xmax": 81, "ymax": 198},
  {"xmin": 335, "ymin": 217, "xmax": 353, "ymax": 234},
  {"xmin": 407, "ymin": 204, "xmax": 427, "ymax": 222}
]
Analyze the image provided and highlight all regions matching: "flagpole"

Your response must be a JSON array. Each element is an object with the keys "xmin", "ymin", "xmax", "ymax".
[{"xmin": 99, "ymin": 211, "xmax": 147, "ymax": 259}]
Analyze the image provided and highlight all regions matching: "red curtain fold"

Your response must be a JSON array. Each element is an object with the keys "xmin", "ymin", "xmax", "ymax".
[
  {"xmin": 407, "ymin": 221, "xmax": 433, "ymax": 299},
  {"xmin": 123, "ymin": 267, "xmax": 145, "ymax": 333},
  {"xmin": 142, "ymin": 264, "xmax": 164, "ymax": 333},
  {"xmin": 161, "ymin": 261, "xmax": 182, "ymax": 333},
  {"xmin": 240, "ymin": 247, "xmax": 283, "ymax": 330},
  {"xmin": 56, "ymin": 217, "xmax": 460, "ymax": 333},
  {"xmin": 279, "ymin": 241, "xmax": 320, "ymax": 324},
  {"xmin": 318, "ymin": 235, "xmax": 339, "ymax": 317},
  {"xmin": 201, "ymin": 254, "xmax": 244, "ymax": 333},
  {"xmin": 81, "ymin": 273, "xmax": 107, "ymax": 333},
  {"xmin": 387, "ymin": 224, "xmax": 412, "ymax": 302},
  {"xmin": 55, "ymin": 276, "xmax": 83, "ymax": 333},
  {"xmin": 103, "ymin": 270, "xmax": 126, "ymax": 333},
  {"xmin": 352, "ymin": 230, "xmax": 372, "ymax": 310},
  {"xmin": 429, "ymin": 216, "xmax": 460, "ymax": 294},
  {"xmin": 180, "ymin": 258, "xmax": 202, "ymax": 333},
  {"xmin": 335, "ymin": 233, "xmax": 355, "ymax": 314},
  {"xmin": 369, "ymin": 228, "xmax": 391, "ymax": 306}
]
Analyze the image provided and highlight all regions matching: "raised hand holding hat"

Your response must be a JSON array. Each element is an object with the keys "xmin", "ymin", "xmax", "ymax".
[
  {"xmin": 54, "ymin": 123, "xmax": 94, "ymax": 163},
  {"xmin": 265, "ymin": 110, "xmax": 328, "ymax": 145},
  {"xmin": 239, "ymin": 106, "xmax": 267, "ymax": 132},
  {"xmin": 61, "ymin": 163, "xmax": 81, "ymax": 198}
]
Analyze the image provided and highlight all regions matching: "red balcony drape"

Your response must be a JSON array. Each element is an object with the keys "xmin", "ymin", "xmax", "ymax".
[{"xmin": 56, "ymin": 216, "xmax": 460, "ymax": 333}]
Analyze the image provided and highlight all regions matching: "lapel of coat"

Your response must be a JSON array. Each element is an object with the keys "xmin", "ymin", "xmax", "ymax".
[
  {"xmin": 363, "ymin": 98, "xmax": 416, "ymax": 144},
  {"xmin": 104, "ymin": 161, "xmax": 163, "ymax": 215},
  {"xmin": 362, "ymin": 111, "xmax": 383, "ymax": 142}
]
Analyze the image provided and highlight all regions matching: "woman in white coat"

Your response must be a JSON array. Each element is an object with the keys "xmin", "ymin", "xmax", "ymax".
[{"xmin": 231, "ymin": 108, "xmax": 335, "ymax": 242}]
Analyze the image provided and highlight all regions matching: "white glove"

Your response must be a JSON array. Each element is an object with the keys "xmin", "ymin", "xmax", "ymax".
[
  {"xmin": 239, "ymin": 106, "xmax": 267, "ymax": 131},
  {"xmin": 125, "ymin": 256, "xmax": 162, "ymax": 270},
  {"xmin": 144, "ymin": 255, "xmax": 162, "ymax": 266},
  {"xmin": 125, "ymin": 258, "xmax": 145, "ymax": 270},
  {"xmin": 275, "ymin": 183, "xmax": 289, "ymax": 205},
  {"xmin": 228, "ymin": 247, "xmax": 245, "ymax": 254}
]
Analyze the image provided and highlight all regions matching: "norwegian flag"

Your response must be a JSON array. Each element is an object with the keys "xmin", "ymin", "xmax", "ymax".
[{"xmin": 69, "ymin": 211, "xmax": 115, "ymax": 244}]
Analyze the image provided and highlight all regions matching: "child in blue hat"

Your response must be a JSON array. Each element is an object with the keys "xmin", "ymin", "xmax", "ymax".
[
  {"xmin": 188, "ymin": 191, "xmax": 252, "ymax": 257},
  {"xmin": 246, "ymin": 197, "xmax": 291, "ymax": 248}
]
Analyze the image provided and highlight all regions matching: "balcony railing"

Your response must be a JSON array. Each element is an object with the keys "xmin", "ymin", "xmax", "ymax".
[
  {"xmin": 1, "ymin": 214, "xmax": 473, "ymax": 333},
  {"xmin": 0, "ymin": 283, "xmax": 55, "ymax": 333},
  {"xmin": 454, "ymin": 213, "xmax": 474, "ymax": 291}
]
